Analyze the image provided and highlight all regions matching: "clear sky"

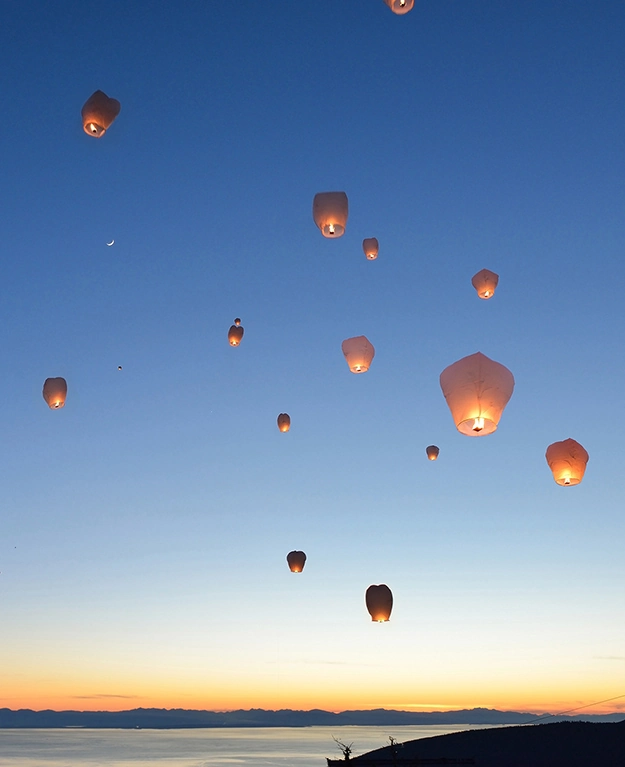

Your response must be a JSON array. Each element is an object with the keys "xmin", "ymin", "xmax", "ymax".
[{"xmin": 1, "ymin": 0, "xmax": 624, "ymax": 716}]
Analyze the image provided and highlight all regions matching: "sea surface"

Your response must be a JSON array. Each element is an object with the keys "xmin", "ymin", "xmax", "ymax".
[{"xmin": 0, "ymin": 725, "xmax": 497, "ymax": 767}]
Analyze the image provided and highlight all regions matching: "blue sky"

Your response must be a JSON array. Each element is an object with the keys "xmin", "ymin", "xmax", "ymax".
[{"xmin": 1, "ymin": 0, "xmax": 624, "ymax": 713}]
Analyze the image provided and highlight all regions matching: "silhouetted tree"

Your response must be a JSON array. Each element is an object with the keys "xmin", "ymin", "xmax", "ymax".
[{"xmin": 332, "ymin": 736, "xmax": 353, "ymax": 761}]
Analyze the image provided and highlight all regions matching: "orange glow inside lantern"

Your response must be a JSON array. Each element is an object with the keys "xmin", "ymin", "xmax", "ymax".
[
  {"xmin": 277, "ymin": 413, "xmax": 291, "ymax": 433},
  {"xmin": 545, "ymin": 438, "xmax": 589, "ymax": 486},
  {"xmin": 287, "ymin": 551, "xmax": 306, "ymax": 573},
  {"xmin": 426, "ymin": 445, "xmax": 439, "ymax": 461},
  {"xmin": 313, "ymin": 192, "xmax": 348, "ymax": 238},
  {"xmin": 439, "ymin": 352, "xmax": 514, "ymax": 436},
  {"xmin": 42, "ymin": 377, "xmax": 67, "ymax": 409},
  {"xmin": 366, "ymin": 584, "xmax": 393, "ymax": 622},
  {"xmin": 81, "ymin": 90, "xmax": 121, "ymax": 138},
  {"xmin": 228, "ymin": 318, "xmax": 244, "ymax": 346},
  {"xmin": 471, "ymin": 269, "xmax": 499, "ymax": 300},
  {"xmin": 342, "ymin": 336, "xmax": 375, "ymax": 374},
  {"xmin": 362, "ymin": 237, "xmax": 379, "ymax": 261},
  {"xmin": 384, "ymin": 0, "xmax": 415, "ymax": 14}
]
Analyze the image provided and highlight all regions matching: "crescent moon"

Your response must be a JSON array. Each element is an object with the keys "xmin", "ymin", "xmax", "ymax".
[{"xmin": 106, "ymin": 240, "xmax": 115, "ymax": 246}]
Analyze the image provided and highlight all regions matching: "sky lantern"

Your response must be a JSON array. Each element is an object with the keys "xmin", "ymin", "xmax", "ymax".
[
  {"xmin": 342, "ymin": 336, "xmax": 375, "ymax": 373},
  {"xmin": 384, "ymin": 0, "xmax": 415, "ymax": 14},
  {"xmin": 313, "ymin": 192, "xmax": 348, "ymax": 238},
  {"xmin": 366, "ymin": 584, "xmax": 393, "ymax": 622},
  {"xmin": 287, "ymin": 551, "xmax": 306, "ymax": 573},
  {"xmin": 439, "ymin": 352, "xmax": 514, "ymax": 436},
  {"xmin": 545, "ymin": 438, "xmax": 589, "ymax": 486},
  {"xmin": 81, "ymin": 90, "xmax": 121, "ymax": 137},
  {"xmin": 277, "ymin": 413, "xmax": 291, "ymax": 433},
  {"xmin": 471, "ymin": 268, "xmax": 499, "ymax": 299},
  {"xmin": 42, "ymin": 377, "xmax": 67, "ymax": 409},
  {"xmin": 362, "ymin": 237, "xmax": 379, "ymax": 260},
  {"xmin": 228, "ymin": 318, "xmax": 244, "ymax": 346},
  {"xmin": 426, "ymin": 445, "xmax": 440, "ymax": 461}
]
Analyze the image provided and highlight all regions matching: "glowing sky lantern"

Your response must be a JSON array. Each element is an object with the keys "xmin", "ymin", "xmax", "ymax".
[
  {"xmin": 81, "ymin": 90, "xmax": 121, "ymax": 137},
  {"xmin": 384, "ymin": 0, "xmax": 415, "ymax": 14},
  {"xmin": 426, "ymin": 445, "xmax": 440, "ymax": 461},
  {"xmin": 439, "ymin": 352, "xmax": 514, "ymax": 436},
  {"xmin": 286, "ymin": 551, "xmax": 306, "ymax": 573},
  {"xmin": 42, "ymin": 377, "xmax": 67, "ymax": 409},
  {"xmin": 342, "ymin": 336, "xmax": 375, "ymax": 373},
  {"xmin": 471, "ymin": 268, "xmax": 499, "ymax": 299},
  {"xmin": 366, "ymin": 584, "xmax": 393, "ymax": 622},
  {"xmin": 545, "ymin": 438, "xmax": 589, "ymax": 486},
  {"xmin": 277, "ymin": 413, "xmax": 291, "ymax": 433},
  {"xmin": 228, "ymin": 318, "xmax": 244, "ymax": 346},
  {"xmin": 313, "ymin": 192, "xmax": 348, "ymax": 238},
  {"xmin": 362, "ymin": 237, "xmax": 379, "ymax": 261}
]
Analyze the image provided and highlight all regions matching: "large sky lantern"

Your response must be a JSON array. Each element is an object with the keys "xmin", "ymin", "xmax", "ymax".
[
  {"xmin": 365, "ymin": 584, "xmax": 393, "ymax": 622},
  {"xmin": 362, "ymin": 237, "xmax": 379, "ymax": 261},
  {"xmin": 42, "ymin": 377, "xmax": 67, "ymax": 409},
  {"xmin": 286, "ymin": 551, "xmax": 306, "ymax": 573},
  {"xmin": 384, "ymin": 0, "xmax": 415, "ymax": 14},
  {"xmin": 426, "ymin": 445, "xmax": 440, "ymax": 461},
  {"xmin": 471, "ymin": 268, "xmax": 499, "ymax": 300},
  {"xmin": 439, "ymin": 352, "xmax": 515, "ymax": 436},
  {"xmin": 312, "ymin": 192, "xmax": 348, "ymax": 238},
  {"xmin": 342, "ymin": 335, "xmax": 375, "ymax": 373},
  {"xmin": 81, "ymin": 90, "xmax": 121, "ymax": 137},
  {"xmin": 545, "ymin": 438, "xmax": 589, "ymax": 486},
  {"xmin": 227, "ymin": 318, "xmax": 244, "ymax": 346},
  {"xmin": 277, "ymin": 413, "xmax": 291, "ymax": 433}
]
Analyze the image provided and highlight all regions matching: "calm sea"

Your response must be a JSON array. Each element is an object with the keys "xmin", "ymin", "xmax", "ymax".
[{"xmin": 0, "ymin": 725, "xmax": 497, "ymax": 767}]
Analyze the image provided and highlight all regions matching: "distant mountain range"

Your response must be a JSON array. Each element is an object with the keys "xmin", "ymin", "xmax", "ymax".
[{"xmin": 0, "ymin": 706, "xmax": 623, "ymax": 729}]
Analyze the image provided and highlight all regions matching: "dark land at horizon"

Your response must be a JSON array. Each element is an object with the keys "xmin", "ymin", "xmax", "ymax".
[{"xmin": 1, "ymin": 706, "xmax": 623, "ymax": 729}]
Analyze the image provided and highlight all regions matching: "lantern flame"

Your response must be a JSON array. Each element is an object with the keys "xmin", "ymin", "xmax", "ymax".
[{"xmin": 472, "ymin": 417, "xmax": 485, "ymax": 432}]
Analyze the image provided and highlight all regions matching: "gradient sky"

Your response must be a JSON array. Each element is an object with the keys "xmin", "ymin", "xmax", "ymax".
[{"xmin": 2, "ymin": 0, "xmax": 624, "ymax": 716}]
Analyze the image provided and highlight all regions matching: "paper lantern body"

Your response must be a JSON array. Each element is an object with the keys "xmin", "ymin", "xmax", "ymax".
[
  {"xmin": 287, "ymin": 550, "xmax": 306, "ymax": 573},
  {"xmin": 277, "ymin": 413, "xmax": 291, "ymax": 433},
  {"xmin": 81, "ymin": 90, "xmax": 121, "ymax": 137},
  {"xmin": 439, "ymin": 352, "xmax": 514, "ymax": 436},
  {"xmin": 43, "ymin": 377, "xmax": 67, "ymax": 409},
  {"xmin": 228, "ymin": 318, "xmax": 244, "ymax": 346},
  {"xmin": 545, "ymin": 438, "xmax": 589, "ymax": 486},
  {"xmin": 384, "ymin": 0, "xmax": 415, "ymax": 14},
  {"xmin": 362, "ymin": 237, "xmax": 379, "ymax": 261},
  {"xmin": 426, "ymin": 445, "xmax": 440, "ymax": 461},
  {"xmin": 342, "ymin": 336, "xmax": 375, "ymax": 373},
  {"xmin": 366, "ymin": 584, "xmax": 393, "ymax": 622},
  {"xmin": 471, "ymin": 269, "xmax": 499, "ymax": 299},
  {"xmin": 313, "ymin": 192, "xmax": 348, "ymax": 238}
]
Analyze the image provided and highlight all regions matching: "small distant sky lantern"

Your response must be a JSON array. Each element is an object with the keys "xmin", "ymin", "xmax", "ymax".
[
  {"xmin": 384, "ymin": 0, "xmax": 415, "ymax": 14},
  {"xmin": 287, "ymin": 551, "xmax": 306, "ymax": 573},
  {"xmin": 313, "ymin": 192, "xmax": 348, "ymax": 238},
  {"xmin": 43, "ymin": 377, "xmax": 67, "ymax": 409},
  {"xmin": 426, "ymin": 445, "xmax": 440, "ymax": 461},
  {"xmin": 342, "ymin": 336, "xmax": 375, "ymax": 373},
  {"xmin": 362, "ymin": 237, "xmax": 379, "ymax": 261},
  {"xmin": 439, "ymin": 351, "xmax": 514, "ymax": 436},
  {"xmin": 471, "ymin": 269, "xmax": 499, "ymax": 300},
  {"xmin": 81, "ymin": 90, "xmax": 121, "ymax": 137},
  {"xmin": 545, "ymin": 438, "xmax": 589, "ymax": 486},
  {"xmin": 277, "ymin": 413, "xmax": 291, "ymax": 433},
  {"xmin": 366, "ymin": 584, "xmax": 393, "ymax": 622},
  {"xmin": 228, "ymin": 318, "xmax": 244, "ymax": 346}
]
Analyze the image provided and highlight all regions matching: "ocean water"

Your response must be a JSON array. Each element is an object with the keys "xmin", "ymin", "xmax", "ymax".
[{"xmin": 0, "ymin": 725, "xmax": 496, "ymax": 767}]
